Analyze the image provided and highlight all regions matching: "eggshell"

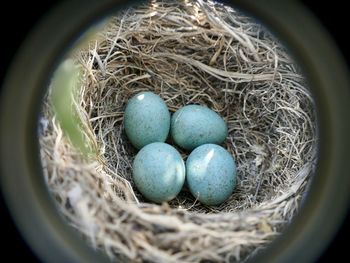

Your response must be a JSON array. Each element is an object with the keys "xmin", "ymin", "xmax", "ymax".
[
  {"xmin": 124, "ymin": 92, "xmax": 170, "ymax": 149},
  {"xmin": 132, "ymin": 142, "xmax": 185, "ymax": 203},
  {"xmin": 186, "ymin": 144, "xmax": 236, "ymax": 206},
  {"xmin": 171, "ymin": 105, "xmax": 227, "ymax": 150}
]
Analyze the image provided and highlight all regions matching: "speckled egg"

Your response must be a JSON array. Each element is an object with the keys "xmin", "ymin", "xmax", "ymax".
[
  {"xmin": 132, "ymin": 142, "xmax": 185, "ymax": 203},
  {"xmin": 124, "ymin": 92, "xmax": 170, "ymax": 149},
  {"xmin": 186, "ymin": 144, "xmax": 236, "ymax": 206},
  {"xmin": 171, "ymin": 105, "xmax": 228, "ymax": 150}
]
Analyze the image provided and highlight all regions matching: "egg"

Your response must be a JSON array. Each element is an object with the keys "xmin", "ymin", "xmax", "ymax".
[
  {"xmin": 186, "ymin": 144, "xmax": 237, "ymax": 206},
  {"xmin": 171, "ymin": 105, "xmax": 228, "ymax": 150},
  {"xmin": 124, "ymin": 92, "xmax": 170, "ymax": 149},
  {"xmin": 132, "ymin": 142, "xmax": 186, "ymax": 203}
]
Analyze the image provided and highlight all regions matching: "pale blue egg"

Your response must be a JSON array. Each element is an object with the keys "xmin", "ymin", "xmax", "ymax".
[
  {"xmin": 186, "ymin": 144, "xmax": 236, "ymax": 206},
  {"xmin": 132, "ymin": 142, "xmax": 185, "ymax": 203},
  {"xmin": 124, "ymin": 92, "xmax": 170, "ymax": 149},
  {"xmin": 171, "ymin": 105, "xmax": 228, "ymax": 150}
]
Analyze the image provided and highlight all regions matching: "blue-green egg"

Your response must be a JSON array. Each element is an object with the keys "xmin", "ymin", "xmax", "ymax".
[
  {"xmin": 124, "ymin": 92, "xmax": 170, "ymax": 149},
  {"xmin": 171, "ymin": 105, "xmax": 228, "ymax": 150},
  {"xmin": 132, "ymin": 142, "xmax": 185, "ymax": 203},
  {"xmin": 186, "ymin": 144, "xmax": 237, "ymax": 206}
]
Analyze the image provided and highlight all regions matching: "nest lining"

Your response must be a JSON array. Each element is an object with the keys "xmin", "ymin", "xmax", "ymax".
[{"xmin": 40, "ymin": 0, "xmax": 318, "ymax": 262}]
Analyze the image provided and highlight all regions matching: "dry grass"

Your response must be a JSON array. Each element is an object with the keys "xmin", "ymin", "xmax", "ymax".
[{"xmin": 39, "ymin": 0, "xmax": 318, "ymax": 262}]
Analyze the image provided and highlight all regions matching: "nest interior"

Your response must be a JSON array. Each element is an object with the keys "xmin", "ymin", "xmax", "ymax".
[{"xmin": 39, "ymin": 1, "xmax": 318, "ymax": 262}]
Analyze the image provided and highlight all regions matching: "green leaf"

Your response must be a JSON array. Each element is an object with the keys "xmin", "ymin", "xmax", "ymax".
[{"xmin": 51, "ymin": 59, "xmax": 89, "ymax": 156}]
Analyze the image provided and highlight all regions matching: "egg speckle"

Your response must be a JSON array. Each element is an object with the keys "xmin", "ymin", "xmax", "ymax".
[
  {"xmin": 132, "ymin": 142, "xmax": 185, "ymax": 203},
  {"xmin": 186, "ymin": 144, "xmax": 237, "ymax": 206},
  {"xmin": 171, "ymin": 105, "xmax": 228, "ymax": 150},
  {"xmin": 124, "ymin": 92, "xmax": 170, "ymax": 149}
]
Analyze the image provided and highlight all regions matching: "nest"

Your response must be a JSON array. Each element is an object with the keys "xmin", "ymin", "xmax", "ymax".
[{"xmin": 39, "ymin": 0, "xmax": 318, "ymax": 262}]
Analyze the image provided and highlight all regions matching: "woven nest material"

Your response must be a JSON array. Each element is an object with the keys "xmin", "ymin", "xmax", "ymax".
[{"xmin": 39, "ymin": 0, "xmax": 318, "ymax": 262}]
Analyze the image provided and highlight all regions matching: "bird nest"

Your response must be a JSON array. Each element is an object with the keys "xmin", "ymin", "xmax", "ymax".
[{"xmin": 39, "ymin": 0, "xmax": 318, "ymax": 262}]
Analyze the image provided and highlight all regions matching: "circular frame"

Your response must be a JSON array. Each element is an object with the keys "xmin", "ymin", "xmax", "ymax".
[{"xmin": 1, "ymin": 0, "xmax": 349, "ymax": 262}]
